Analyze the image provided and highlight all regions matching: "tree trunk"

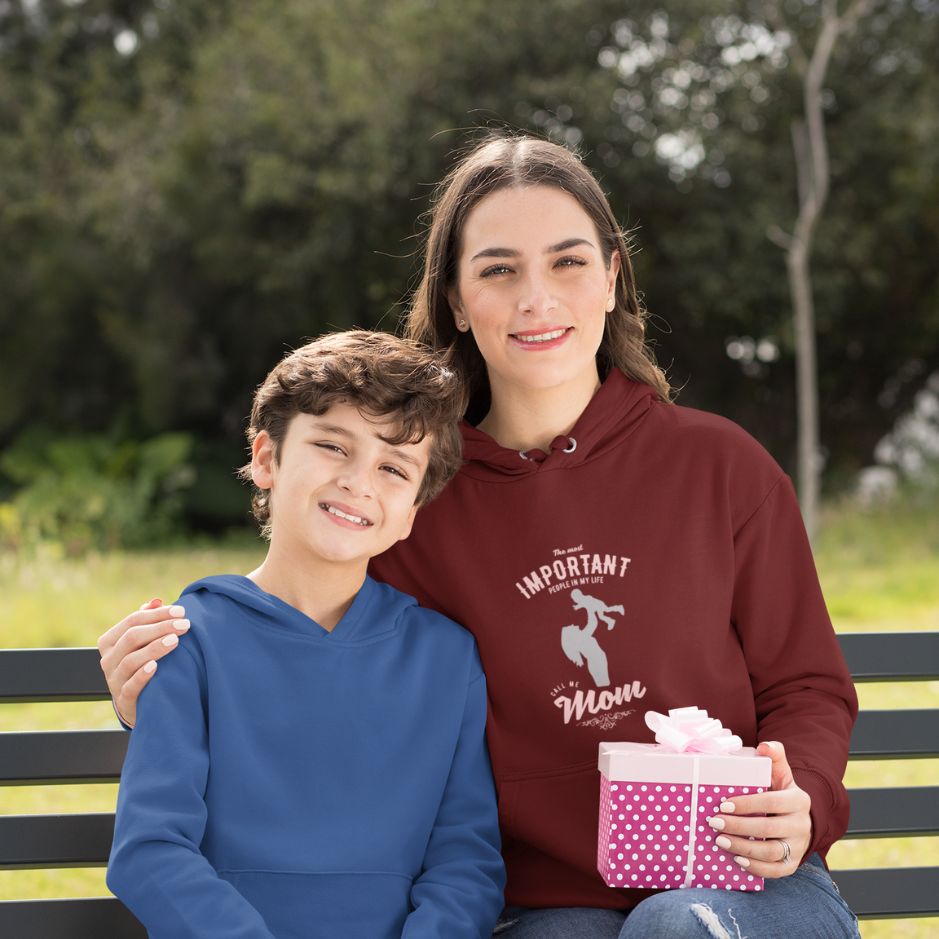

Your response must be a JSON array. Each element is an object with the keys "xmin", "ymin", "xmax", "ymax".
[
  {"xmin": 787, "ymin": 238, "xmax": 820, "ymax": 542},
  {"xmin": 767, "ymin": 0, "xmax": 875, "ymax": 543}
]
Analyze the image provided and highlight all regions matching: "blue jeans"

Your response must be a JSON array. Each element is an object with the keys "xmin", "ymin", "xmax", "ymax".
[{"xmin": 492, "ymin": 854, "xmax": 859, "ymax": 939}]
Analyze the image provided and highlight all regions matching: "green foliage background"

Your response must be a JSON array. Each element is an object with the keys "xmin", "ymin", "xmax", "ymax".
[
  {"xmin": 1, "ymin": 0, "xmax": 937, "ymax": 534},
  {"xmin": 0, "ymin": 427, "xmax": 194, "ymax": 551}
]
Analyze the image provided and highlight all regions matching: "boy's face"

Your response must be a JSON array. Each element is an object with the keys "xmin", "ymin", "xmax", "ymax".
[{"xmin": 251, "ymin": 403, "xmax": 430, "ymax": 571}]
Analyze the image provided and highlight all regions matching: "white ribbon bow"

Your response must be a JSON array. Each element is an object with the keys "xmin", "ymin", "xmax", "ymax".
[{"xmin": 644, "ymin": 706, "xmax": 743, "ymax": 754}]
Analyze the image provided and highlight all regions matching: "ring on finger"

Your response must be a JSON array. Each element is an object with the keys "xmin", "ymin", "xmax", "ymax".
[{"xmin": 775, "ymin": 839, "xmax": 792, "ymax": 865}]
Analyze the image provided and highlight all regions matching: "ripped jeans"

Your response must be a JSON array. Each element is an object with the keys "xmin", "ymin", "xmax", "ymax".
[{"xmin": 492, "ymin": 854, "xmax": 860, "ymax": 939}]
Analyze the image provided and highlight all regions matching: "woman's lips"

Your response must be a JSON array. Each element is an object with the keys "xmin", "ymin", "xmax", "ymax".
[{"xmin": 509, "ymin": 327, "xmax": 572, "ymax": 349}]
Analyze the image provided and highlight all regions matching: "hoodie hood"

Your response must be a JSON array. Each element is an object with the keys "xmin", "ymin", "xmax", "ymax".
[
  {"xmin": 458, "ymin": 370, "xmax": 658, "ymax": 480},
  {"xmin": 180, "ymin": 574, "xmax": 417, "ymax": 645}
]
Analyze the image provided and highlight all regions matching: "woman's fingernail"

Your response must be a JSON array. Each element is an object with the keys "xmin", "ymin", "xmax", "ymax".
[
  {"xmin": 162, "ymin": 634, "xmax": 178, "ymax": 647},
  {"xmin": 716, "ymin": 836, "xmax": 732, "ymax": 850},
  {"xmin": 169, "ymin": 605, "xmax": 185, "ymax": 617},
  {"xmin": 765, "ymin": 741, "xmax": 780, "ymax": 749},
  {"xmin": 720, "ymin": 802, "xmax": 735, "ymax": 813},
  {"xmin": 144, "ymin": 660, "xmax": 157, "ymax": 673},
  {"xmin": 174, "ymin": 619, "xmax": 190, "ymax": 632},
  {"xmin": 734, "ymin": 856, "xmax": 750, "ymax": 868},
  {"xmin": 708, "ymin": 816, "xmax": 725, "ymax": 830}
]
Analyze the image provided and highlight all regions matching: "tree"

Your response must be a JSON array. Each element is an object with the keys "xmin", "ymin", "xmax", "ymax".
[{"xmin": 766, "ymin": 0, "xmax": 879, "ymax": 541}]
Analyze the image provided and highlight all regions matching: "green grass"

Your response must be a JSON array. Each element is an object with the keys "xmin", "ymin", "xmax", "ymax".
[
  {"xmin": 1, "ymin": 505, "xmax": 938, "ymax": 935},
  {"xmin": 0, "ymin": 536, "xmax": 268, "ymax": 650},
  {"xmin": 815, "ymin": 495, "xmax": 939, "ymax": 634}
]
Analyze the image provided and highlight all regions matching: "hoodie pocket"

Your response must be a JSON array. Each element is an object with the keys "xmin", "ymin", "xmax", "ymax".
[
  {"xmin": 499, "ymin": 760, "xmax": 600, "ymax": 872},
  {"xmin": 218, "ymin": 869, "xmax": 413, "ymax": 939}
]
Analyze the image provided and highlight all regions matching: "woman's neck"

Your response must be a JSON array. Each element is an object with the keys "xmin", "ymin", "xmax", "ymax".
[{"xmin": 477, "ymin": 368, "xmax": 601, "ymax": 453}]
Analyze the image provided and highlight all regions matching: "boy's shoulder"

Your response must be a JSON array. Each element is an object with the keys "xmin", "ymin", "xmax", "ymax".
[
  {"xmin": 369, "ymin": 577, "xmax": 472, "ymax": 638},
  {"xmin": 160, "ymin": 575, "xmax": 252, "ymax": 663},
  {"xmin": 368, "ymin": 578, "xmax": 483, "ymax": 679},
  {"xmin": 177, "ymin": 575, "xmax": 253, "ymax": 623}
]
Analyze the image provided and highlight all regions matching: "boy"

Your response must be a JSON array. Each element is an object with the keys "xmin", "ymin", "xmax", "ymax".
[{"xmin": 107, "ymin": 331, "xmax": 506, "ymax": 939}]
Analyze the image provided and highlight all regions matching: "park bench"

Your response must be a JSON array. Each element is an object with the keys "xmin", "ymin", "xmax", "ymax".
[{"xmin": 1, "ymin": 633, "xmax": 937, "ymax": 937}]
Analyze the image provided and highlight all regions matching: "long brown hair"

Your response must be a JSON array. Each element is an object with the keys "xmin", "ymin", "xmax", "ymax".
[{"xmin": 405, "ymin": 134, "xmax": 671, "ymax": 423}]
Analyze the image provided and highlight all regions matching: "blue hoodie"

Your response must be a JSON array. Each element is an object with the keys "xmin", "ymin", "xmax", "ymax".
[{"xmin": 107, "ymin": 575, "xmax": 505, "ymax": 939}]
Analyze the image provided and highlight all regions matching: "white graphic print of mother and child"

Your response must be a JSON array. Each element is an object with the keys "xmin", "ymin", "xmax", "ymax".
[
  {"xmin": 513, "ymin": 547, "xmax": 646, "ymax": 726},
  {"xmin": 561, "ymin": 589, "xmax": 625, "ymax": 687},
  {"xmin": 554, "ymin": 587, "xmax": 647, "ymax": 729}
]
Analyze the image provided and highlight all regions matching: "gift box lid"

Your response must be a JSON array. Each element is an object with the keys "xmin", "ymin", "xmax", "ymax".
[{"xmin": 599, "ymin": 741, "xmax": 772, "ymax": 787}]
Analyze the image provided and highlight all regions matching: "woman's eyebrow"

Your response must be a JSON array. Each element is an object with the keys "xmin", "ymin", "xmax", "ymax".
[
  {"xmin": 470, "ymin": 246, "xmax": 517, "ymax": 261},
  {"xmin": 547, "ymin": 237, "xmax": 593, "ymax": 253},
  {"xmin": 470, "ymin": 237, "xmax": 594, "ymax": 262}
]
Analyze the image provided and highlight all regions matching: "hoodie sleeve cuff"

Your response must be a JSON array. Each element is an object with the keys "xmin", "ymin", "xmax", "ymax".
[
  {"xmin": 112, "ymin": 698, "xmax": 133, "ymax": 731},
  {"xmin": 792, "ymin": 766, "xmax": 837, "ymax": 863}
]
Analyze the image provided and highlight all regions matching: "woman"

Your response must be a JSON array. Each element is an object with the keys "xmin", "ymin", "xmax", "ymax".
[{"xmin": 99, "ymin": 135, "xmax": 859, "ymax": 938}]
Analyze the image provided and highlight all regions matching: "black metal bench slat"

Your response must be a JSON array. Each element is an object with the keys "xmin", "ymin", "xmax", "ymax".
[
  {"xmin": 837, "ymin": 632, "xmax": 939, "ymax": 682},
  {"xmin": 848, "ymin": 709, "xmax": 939, "ymax": 759},
  {"xmin": 3, "ymin": 789, "xmax": 935, "ymax": 868},
  {"xmin": 0, "ymin": 814, "xmax": 115, "ymax": 869},
  {"xmin": 0, "ymin": 648, "xmax": 110, "ymax": 703},
  {"xmin": 831, "ymin": 867, "xmax": 939, "ymax": 919},
  {"xmin": 0, "ymin": 729, "xmax": 129, "ymax": 785},
  {"xmin": 0, "ymin": 897, "xmax": 148, "ymax": 939},
  {"xmin": 844, "ymin": 786, "xmax": 939, "ymax": 839}
]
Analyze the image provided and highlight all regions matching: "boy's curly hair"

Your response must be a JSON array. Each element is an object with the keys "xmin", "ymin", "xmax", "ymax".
[{"xmin": 238, "ymin": 331, "xmax": 467, "ymax": 536}]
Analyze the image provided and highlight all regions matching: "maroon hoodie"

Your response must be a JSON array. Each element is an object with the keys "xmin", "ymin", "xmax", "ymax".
[{"xmin": 370, "ymin": 370, "xmax": 857, "ymax": 911}]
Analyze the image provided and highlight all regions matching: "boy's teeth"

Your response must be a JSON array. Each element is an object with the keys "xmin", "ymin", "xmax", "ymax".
[
  {"xmin": 325, "ymin": 505, "xmax": 368, "ymax": 526},
  {"xmin": 516, "ymin": 329, "xmax": 566, "ymax": 343}
]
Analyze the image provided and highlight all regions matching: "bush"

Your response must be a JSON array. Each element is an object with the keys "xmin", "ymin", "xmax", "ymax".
[
  {"xmin": 0, "ymin": 428, "xmax": 195, "ymax": 554},
  {"xmin": 857, "ymin": 372, "xmax": 939, "ymax": 507}
]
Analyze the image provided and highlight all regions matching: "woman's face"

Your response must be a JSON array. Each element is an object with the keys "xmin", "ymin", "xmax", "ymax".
[{"xmin": 448, "ymin": 185, "xmax": 619, "ymax": 401}]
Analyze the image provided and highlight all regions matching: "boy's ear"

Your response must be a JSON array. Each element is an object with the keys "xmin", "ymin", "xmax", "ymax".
[
  {"xmin": 396, "ymin": 503, "xmax": 420, "ymax": 543},
  {"xmin": 251, "ymin": 431, "xmax": 275, "ymax": 490}
]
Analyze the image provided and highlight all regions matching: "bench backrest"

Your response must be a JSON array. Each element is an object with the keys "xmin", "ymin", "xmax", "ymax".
[
  {"xmin": 828, "ymin": 632, "xmax": 939, "ymax": 919},
  {"xmin": 1, "ymin": 635, "xmax": 937, "ymax": 936}
]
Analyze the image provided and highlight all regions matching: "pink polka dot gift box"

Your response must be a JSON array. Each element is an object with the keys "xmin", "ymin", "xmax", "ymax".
[{"xmin": 598, "ymin": 707, "xmax": 771, "ymax": 893}]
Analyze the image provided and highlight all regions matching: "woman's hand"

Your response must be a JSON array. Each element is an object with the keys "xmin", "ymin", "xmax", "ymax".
[
  {"xmin": 97, "ymin": 598, "xmax": 190, "ymax": 728},
  {"xmin": 706, "ymin": 740, "xmax": 812, "ymax": 879}
]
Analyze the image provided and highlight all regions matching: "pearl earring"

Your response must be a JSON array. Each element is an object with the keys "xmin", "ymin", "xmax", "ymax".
[{"xmin": 607, "ymin": 298, "xmax": 615, "ymax": 311}]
